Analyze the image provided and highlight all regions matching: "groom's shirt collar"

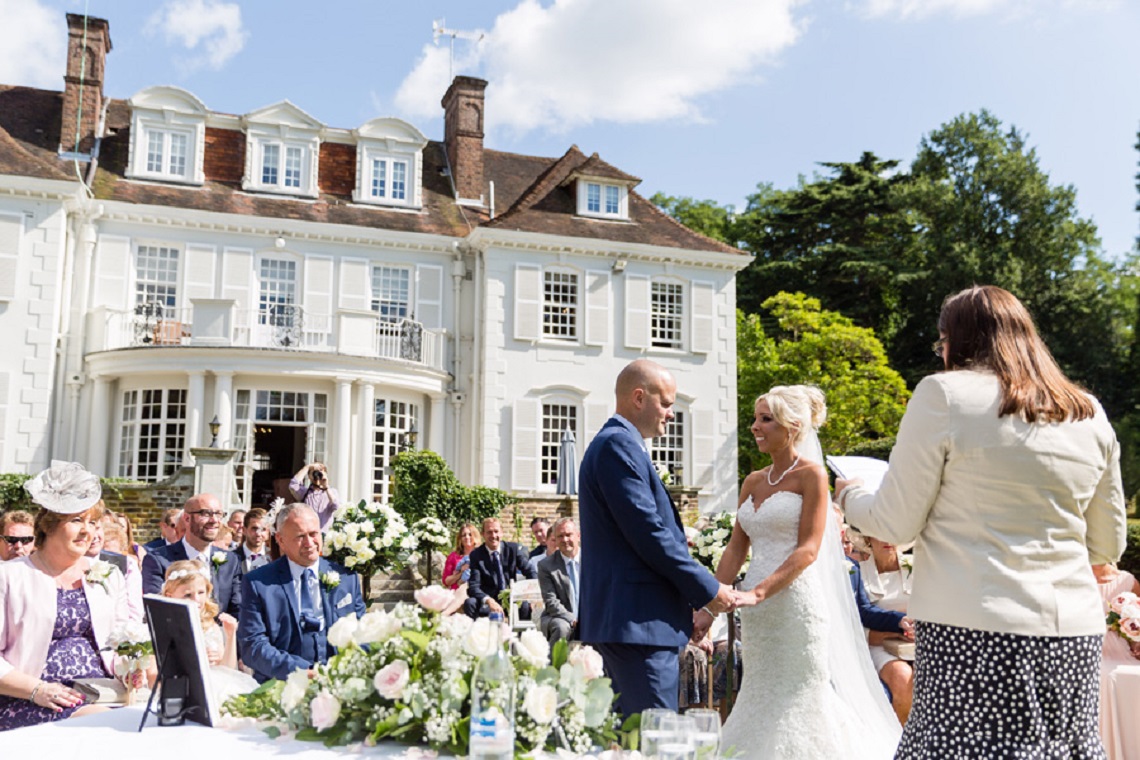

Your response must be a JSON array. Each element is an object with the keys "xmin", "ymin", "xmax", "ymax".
[
  {"xmin": 612, "ymin": 414, "xmax": 651, "ymax": 453},
  {"xmin": 181, "ymin": 537, "xmax": 210, "ymax": 563}
]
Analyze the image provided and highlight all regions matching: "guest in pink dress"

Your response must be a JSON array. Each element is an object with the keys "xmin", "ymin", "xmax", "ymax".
[
  {"xmin": 1094, "ymin": 563, "xmax": 1140, "ymax": 760},
  {"xmin": 442, "ymin": 523, "xmax": 479, "ymax": 590}
]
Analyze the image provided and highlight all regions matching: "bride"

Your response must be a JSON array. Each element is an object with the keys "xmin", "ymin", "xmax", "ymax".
[{"xmin": 701, "ymin": 385, "xmax": 900, "ymax": 758}]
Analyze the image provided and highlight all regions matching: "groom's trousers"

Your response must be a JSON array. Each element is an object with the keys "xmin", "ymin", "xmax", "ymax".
[{"xmin": 594, "ymin": 642, "xmax": 680, "ymax": 717}]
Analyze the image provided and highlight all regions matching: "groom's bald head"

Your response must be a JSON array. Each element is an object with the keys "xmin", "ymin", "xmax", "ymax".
[{"xmin": 615, "ymin": 359, "xmax": 676, "ymax": 440}]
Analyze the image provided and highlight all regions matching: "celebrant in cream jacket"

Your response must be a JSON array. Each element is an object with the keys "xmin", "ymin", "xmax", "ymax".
[{"xmin": 842, "ymin": 369, "xmax": 1126, "ymax": 638}]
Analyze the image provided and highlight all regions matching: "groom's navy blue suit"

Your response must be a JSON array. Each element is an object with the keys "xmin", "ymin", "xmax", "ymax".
[{"xmin": 579, "ymin": 415, "xmax": 720, "ymax": 716}]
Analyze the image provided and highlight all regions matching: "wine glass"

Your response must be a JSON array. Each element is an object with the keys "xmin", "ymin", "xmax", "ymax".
[
  {"xmin": 656, "ymin": 714, "xmax": 697, "ymax": 760},
  {"xmin": 640, "ymin": 709, "xmax": 679, "ymax": 757},
  {"xmin": 686, "ymin": 708, "xmax": 721, "ymax": 759}
]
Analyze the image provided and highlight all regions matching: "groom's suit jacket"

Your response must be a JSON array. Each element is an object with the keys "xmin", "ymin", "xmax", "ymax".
[
  {"xmin": 578, "ymin": 415, "xmax": 719, "ymax": 648},
  {"xmin": 237, "ymin": 556, "xmax": 365, "ymax": 682},
  {"xmin": 141, "ymin": 541, "xmax": 242, "ymax": 617}
]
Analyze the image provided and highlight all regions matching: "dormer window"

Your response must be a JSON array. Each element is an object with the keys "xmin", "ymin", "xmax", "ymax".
[
  {"xmin": 126, "ymin": 86, "xmax": 207, "ymax": 185},
  {"xmin": 353, "ymin": 117, "xmax": 427, "ymax": 208},
  {"xmin": 259, "ymin": 142, "xmax": 307, "ymax": 190},
  {"xmin": 580, "ymin": 181, "xmax": 627, "ymax": 219},
  {"xmin": 241, "ymin": 101, "xmax": 324, "ymax": 199}
]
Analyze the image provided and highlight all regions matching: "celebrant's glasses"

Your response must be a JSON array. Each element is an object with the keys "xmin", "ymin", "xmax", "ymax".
[{"xmin": 2, "ymin": 535, "xmax": 33, "ymax": 546}]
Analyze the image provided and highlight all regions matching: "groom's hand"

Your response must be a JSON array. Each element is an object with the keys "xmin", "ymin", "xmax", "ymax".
[
  {"xmin": 691, "ymin": 609, "xmax": 713, "ymax": 643},
  {"xmin": 706, "ymin": 583, "xmax": 737, "ymax": 614}
]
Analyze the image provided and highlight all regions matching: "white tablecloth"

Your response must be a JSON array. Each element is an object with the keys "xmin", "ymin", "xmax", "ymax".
[{"xmin": 3, "ymin": 705, "xmax": 444, "ymax": 757}]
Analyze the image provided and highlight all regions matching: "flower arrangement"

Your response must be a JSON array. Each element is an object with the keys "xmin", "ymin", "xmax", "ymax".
[
  {"xmin": 322, "ymin": 499, "xmax": 417, "ymax": 575},
  {"xmin": 222, "ymin": 585, "xmax": 619, "ymax": 757},
  {"xmin": 410, "ymin": 516, "xmax": 451, "ymax": 549},
  {"xmin": 1107, "ymin": 591, "xmax": 1140, "ymax": 645},
  {"xmin": 109, "ymin": 620, "xmax": 154, "ymax": 696},
  {"xmin": 689, "ymin": 512, "xmax": 736, "ymax": 573}
]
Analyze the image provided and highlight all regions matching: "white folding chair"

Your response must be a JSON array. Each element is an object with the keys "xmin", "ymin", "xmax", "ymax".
[{"xmin": 508, "ymin": 578, "xmax": 543, "ymax": 631}]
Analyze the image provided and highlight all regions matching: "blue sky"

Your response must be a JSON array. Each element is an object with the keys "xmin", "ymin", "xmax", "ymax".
[{"xmin": 3, "ymin": 0, "xmax": 1138, "ymax": 259}]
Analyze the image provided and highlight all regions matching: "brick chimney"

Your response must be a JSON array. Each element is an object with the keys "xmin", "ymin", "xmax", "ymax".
[
  {"xmin": 60, "ymin": 13, "xmax": 112, "ymax": 156},
  {"xmin": 441, "ymin": 76, "xmax": 487, "ymax": 203}
]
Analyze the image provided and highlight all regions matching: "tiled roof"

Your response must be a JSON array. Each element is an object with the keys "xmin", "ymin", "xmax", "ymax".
[{"xmin": 0, "ymin": 85, "xmax": 743, "ymax": 256}]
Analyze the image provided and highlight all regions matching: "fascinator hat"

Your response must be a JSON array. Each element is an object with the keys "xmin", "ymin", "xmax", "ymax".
[{"xmin": 23, "ymin": 460, "xmax": 102, "ymax": 514}]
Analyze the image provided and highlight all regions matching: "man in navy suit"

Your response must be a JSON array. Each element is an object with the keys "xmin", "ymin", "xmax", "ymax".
[
  {"xmin": 141, "ymin": 494, "xmax": 242, "ymax": 617},
  {"xmin": 579, "ymin": 359, "xmax": 738, "ymax": 717},
  {"xmin": 143, "ymin": 507, "xmax": 183, "ymax": 550},
  {"xmin": 239, "ymin": 503, "xmax": 365, "ymax": 682},
  {"xmin": 463, "ymin": 517, "xmax": 536, "ymax": 618}
]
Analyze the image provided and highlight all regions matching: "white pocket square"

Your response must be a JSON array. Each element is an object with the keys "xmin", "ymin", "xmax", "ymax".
[{"xmin": 336, "ymin": 595, "xmax": 352, "ymax": 609}]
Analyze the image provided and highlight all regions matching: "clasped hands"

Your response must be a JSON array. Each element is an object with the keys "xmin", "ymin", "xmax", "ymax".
[{"xmin": 691, "ymin": 583, "xmax": 754, "ymax": 643}]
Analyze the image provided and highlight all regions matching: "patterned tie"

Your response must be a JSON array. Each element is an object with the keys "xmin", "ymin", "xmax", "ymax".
[
  {"xmin": 300, "ymin": 567, "xmax": 322, "ymax": 632},
  {"xmin": 566, "ymin": 558, "xmax": 579, "ymax": 614},
  {"xmin": 491, "ymin": 551, "xmax": 505, "ymax": 589}
]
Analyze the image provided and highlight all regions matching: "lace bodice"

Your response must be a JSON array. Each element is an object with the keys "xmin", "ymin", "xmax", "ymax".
[{"xmin": 737, "ymin": 491, "xmax": 815, "ymax": 591}]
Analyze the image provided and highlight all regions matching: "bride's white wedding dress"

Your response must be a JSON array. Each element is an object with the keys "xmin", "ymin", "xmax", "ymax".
[{"xmin": 720, "ymin": 491, "xmax": 900, "ymax": 759}]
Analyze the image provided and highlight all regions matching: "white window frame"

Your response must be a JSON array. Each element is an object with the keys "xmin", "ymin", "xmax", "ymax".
[
  {"xmin": 650, "ymin": 278, "xmax": 686, "ymax": 350},
  {"xmin": 542, "ymin": 267, "xmax": 581, "ymax": 343},
  {"xmin": 539, "ymin": 398, "xmax": 579, "ymax": 489},
  {"xmin": 370, "ymin": 265, "xmax": 413, "ymax": 322},
  {"xmin": 251, "ymin": 138, "xmax": 314, "ymax": 195},
  {"xmin": 117, "ymin": 388, "xmax": 188, "ymax": 481},
  {"xmin": 577, "ymin": 180, "xmax": 629, "ymax": 220},
  {"xmin": 371, "ymin": 396, "xmax": 420, "ymax": 503},
  {"xmin": 126, "ymin": 88, "xmax": 206, "ymax": 185},
  {"xmin": 650, "ymin": 407, "xmax": 687, "ymax": 484},
  {"xmin": 133, "ymin": 243, "xmax": 182, "ymax": 311},
  {"xmin": 354, "ymin": 143, "xmax": 422, "ymax": 208}
]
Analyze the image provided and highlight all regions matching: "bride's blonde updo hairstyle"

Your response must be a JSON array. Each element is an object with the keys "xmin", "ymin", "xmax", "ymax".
[{"xmin": 757, "ymin": 385, "xmax": 827, "ymax": 444}]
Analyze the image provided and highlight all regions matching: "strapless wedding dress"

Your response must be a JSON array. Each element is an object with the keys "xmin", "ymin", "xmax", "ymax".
[{"xmin": 720, "ymin": 491, "xmax": 899, "ymax": 759}]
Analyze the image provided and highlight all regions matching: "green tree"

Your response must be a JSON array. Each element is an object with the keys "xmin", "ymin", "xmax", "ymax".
[
  {"xmin": 649, "ymin": 192, "xmax": 738, "ymax": 245},
  {"xmin": 737, "ymin": 293, "xmax": 910, "ymax": 479}
]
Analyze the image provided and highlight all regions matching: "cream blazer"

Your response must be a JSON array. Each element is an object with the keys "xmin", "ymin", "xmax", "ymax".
[
  {"xmin": 845, "ymin": 370, "xmax": 1126, "ymax": 637},
  {"xmin": 0, "ymin": 555, "xmax": 129, "ymax": 680}
]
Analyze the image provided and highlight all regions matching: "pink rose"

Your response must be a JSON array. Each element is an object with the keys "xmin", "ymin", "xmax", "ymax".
[
  {"xmin": 569, "ymin": 645, "xmax": 605, "ymax": 681},
  {"xmin": 1120, "ymin": 617, "xmax": 1140, "ymax": 643},
  {"xmin": 373, "ymin": 660, "xmax": 411, "ymax": 700},
  {"xmin": 309, "ymin": 691, "xmax": 341, "ymax": 731},
  {"xmin": 415, "ymin": 585, "xmax": 455, "ymax": 613},
  {"xmin": 1110, "ymin": 592, "xmax": 1140, "ymax": 615}
]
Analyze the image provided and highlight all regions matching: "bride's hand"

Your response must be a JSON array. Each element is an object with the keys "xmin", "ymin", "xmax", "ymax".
[{"xmin": 733, "ymin": 589, "xmax": 760, "ymax": 608}]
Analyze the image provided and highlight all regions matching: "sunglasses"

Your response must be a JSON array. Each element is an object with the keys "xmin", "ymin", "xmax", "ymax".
[{"xmin": 2, "ymin": 535, "xmax": 34, "ymax": 546}]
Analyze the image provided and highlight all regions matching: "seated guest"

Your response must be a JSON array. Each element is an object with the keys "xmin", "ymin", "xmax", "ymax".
[
  {"xmin": 108, "ymin": 510, "xmax": 147, "ymax": 568},
  {"xmin": 464, "ymin": 517, "xmax": 535, "ymax": 618},
  {"xmin": 226, "ymin": 510, "xmax": 247, "ymax": 549},
  {"xmin": 142, "ymin": 494, "xmax": 242, "ymax": 617},
  {"xmin": 0, "ymin": 511, "xmax": 34, "ymax": 562},
  {"xmin": 235, "ymin": 508, "xmax": 271, "ymax": 574},
  {"xmin": 854, "ymin": 532, "xmax": 915, "ymax": 724},
  {"xmin": 0, "ymin": 462, "xmax": 129, "ymax": 730},
  {"xmin": 529, "ymin": 524, "xmax": 560, "ymax": 576},
  {"xmin": 529, "ymin": 518, "xmax": 550, "ymax": 563},
  {"xmin": 84, "ymin": 511, "xmax": 128, "ymax": 575},
  {"xmin": 538, "ymin": 518, "xmax": 581, "ymax": 644},
  {"xmin": 1093, "ymin": 562, "xmax": 1140, "ymax": 760},
  {"xmin": 99, "ymin": 516, "xmax": 144, "ymax": 623},
  {"xmin": 143, "ymin": 508, "xmax": 183, "ymax": 550},
  {"xmin": 442, "ymin": 522, "xmax": 479, "ymax": 590},
  {"xmin": 290, "ymin": 462, "xmax": 342, "ymax": 530},
  {"xmin": 238, "ymin": 504, "xmax": 365, "ymax": 682}
]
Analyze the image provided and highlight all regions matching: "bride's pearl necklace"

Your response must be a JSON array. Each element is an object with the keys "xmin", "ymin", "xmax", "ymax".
[{"xmin": 767, "ymin": 455, "xmax": 801, "ymax": 486}]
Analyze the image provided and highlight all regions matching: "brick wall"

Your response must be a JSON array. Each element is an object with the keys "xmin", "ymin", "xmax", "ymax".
[
  {"xmin": 494, "ymin": 487, "xmax": 702, "ymax": 544},
  {"xmin": 102, "ymin": 467, "xmax": 195, "ymax": 542},
  {"xmin": 319, "ymin": 142, "xmax": 356, "ymax": 196},
  {"xmin": 204, "ymin": 128, "xmax": 244, "ymax": 184}
]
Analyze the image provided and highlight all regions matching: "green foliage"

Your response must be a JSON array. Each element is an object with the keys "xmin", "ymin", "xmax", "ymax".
[
  {"xmin": 391, "ymin": 450, "xmax": 516, "ymax": 529},
  {"xmin": 843, "ymin": 437, "xmax": 896, "ymax": 461},
  {"xmin": 0, "ymin": 474, "xmax": 33, "ymax": 510},
  {"xmin": 650, "ymin": 192, "xmax": 738, "ymax": 245},
  {"xmin": 736, "ymin": 293, "xmax": 909, "ymax": 480},
  {"xmin": 1120, "ymin": 521, "xmax": 1140, "ymax": 578}
]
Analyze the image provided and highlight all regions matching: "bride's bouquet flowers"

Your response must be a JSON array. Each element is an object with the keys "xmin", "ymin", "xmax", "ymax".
[
  {"xmin": 690, "ymin": 512, "xmax": 736, "ymax": 573},
  {"xmin": 1107, "ymin": 591, "xmax": 1140, "ymax": 644},
  {"xmin": 322, "ymin": 499, "xmax": 417, "ymax": 575},
  {"xmin": 222, "ymin": 586, "xmax": 619, "ymax": 757}
]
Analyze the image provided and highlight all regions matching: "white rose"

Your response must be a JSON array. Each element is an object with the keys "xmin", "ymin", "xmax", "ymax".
[
  {"xmin": 359, "ymin": 521, "xmax": 375, "ymax": 534},
  {"xmin": 463, "ymin": 618, "xmax": 499, "ymax": 658},
  {"xmin": 569, "ymin": 646, "xmax": 606, "ymax": 681},
  {"xmin": 351, "ymin": 538, "xmax": 370, "ymax": 554},
  {"xmin": 523, "ymin": 684, "xmax": 558, "ymax": 724},
  {"xmin": 373, "ymin": 660, "xmax": 411, "ymax": 700},
  {"xmin": 438, "ymin": 613, "xmax": 473, "ymax": 639},
  {"xmin": 414, "ymin": 585, "xmax": 455, "ymax": 613},
  {"xmin": 327, "ymin": 615, "xmax": 359, "ymax": 649},
  {"xmin": 344, "ymin": 556, "xmax": 357, "ymax": 569},
  {"xmin": 516, "ymin": 629, "xmax": 550, "ymax": 668},
  {"xmin": 355, "ymin": 609, "xmax": 402, "ymax": 644},
  {"xmin": 309, "ymin": 691, "xmax": 341, "ymax": 731},
  {"xmin": 281, "ymin": 669, "xmax": 310, "ymax": 711}
]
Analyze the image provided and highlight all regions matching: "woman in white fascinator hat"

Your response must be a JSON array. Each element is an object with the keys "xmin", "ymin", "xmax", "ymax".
[{"xmin": 0, "ymin": 461, "xmax": 130, "ymax": 730}]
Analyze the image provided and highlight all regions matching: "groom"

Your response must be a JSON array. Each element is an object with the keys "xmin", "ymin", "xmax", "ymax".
[{"xmin": 579, "ymin": 359, "xmax": 738, "ymax": 717}]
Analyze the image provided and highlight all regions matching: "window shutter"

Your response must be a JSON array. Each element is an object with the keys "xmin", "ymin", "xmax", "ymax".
[
  {"xmin": 584, "ymin": 401, "xmax": 610, "ymax": 450},
  {"xmin": 583, "ymin": 270, "xmax": 610, "ymax": 347},
  {"xmin": 221, "ymin": 247, "xmax": 253, "ymax": 307},
  {"xmin": 339, "ymin": 257, "xmax": 370, "ymax": 311},
  {"xmin": 0, "ymin": 372, "xmax": 9, "ymax": 463},
  {"xmin": 514, "ymin": 264, "xmax": 541, "ymax": 342},
  {"xmin": 416, "ymin": 264, "xmax": 443, "ymax": 329},
  {"xmin": 624, "ymin": 274, "xmax": 650, "ymax": 349},
  {"xmin": 691, "ymin": 409, "xmax": 715, "ymax": 489},
  {"xmin": 304, "ymin": 256, "xmax": 334, "ymax": 343},
  {"xmin": 512, "ymin": 398, "xmax": 540, "ymax": 491},
  {"xmin": 93, "ymin": 235, "xmax": 131, "ymax": 308},
  {"xmin": 690, "ymin": 280, "xmax": 715, "ymax": 354},
  {"xmin": 184, "ymin": 244, "xmax": 217, "ymax": 301},
  {"xmin": 0, "ymin": 213, "xmax": 22, "ymax": 302}
]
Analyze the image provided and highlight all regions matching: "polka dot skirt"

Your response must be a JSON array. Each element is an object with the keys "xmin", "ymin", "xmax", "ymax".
[{"xmin": 896, "ymin": 621, "xmax": 1106, "ymax": 759}]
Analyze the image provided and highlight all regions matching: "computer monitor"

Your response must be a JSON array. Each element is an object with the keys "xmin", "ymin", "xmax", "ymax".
[{"xmin": 141, "ymin": 594, "xmax": 220, "ymax": 728}]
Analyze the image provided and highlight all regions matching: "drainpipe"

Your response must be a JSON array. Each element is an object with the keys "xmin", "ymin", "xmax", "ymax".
[
  {"xmin": 59, "ymin": 200, "xmax": 101, "ymax": 462},
  {"xmin": 469, "ymin": 244, "xmax": 484, "ymax": 484},
  {"xmin": 449, "ymin": 252, "xmax": 466, "ymax": 470}
]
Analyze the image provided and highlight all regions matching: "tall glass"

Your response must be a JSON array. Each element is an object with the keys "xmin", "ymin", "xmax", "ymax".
[
  {"xmin": 686, "ymin": 708, "xmax": 721, "ymax": 759},
  {"xmin": 640, "ymin": 709, "xmax": 679, "ymax": 758},
  {"xmin": 655, "ymin": 714, "xmax": 697, "ymax": 760}
]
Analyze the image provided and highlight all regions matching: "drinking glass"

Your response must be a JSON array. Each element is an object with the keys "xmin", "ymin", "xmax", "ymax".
[
  {"xmin": 656, "ymin": 714, "xmax": 697, "ymax": 760},
  {"xmin": 640, "ymin": 709, "xmax": 678, "ymax": 758},
  {"xmin": 686, "ymin": 708, "xmax": 721, "ymax": 759}
]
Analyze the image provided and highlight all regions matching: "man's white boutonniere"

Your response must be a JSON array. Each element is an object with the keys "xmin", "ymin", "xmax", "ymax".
[
  {"xmin": 86, "ymin": 559, "xmax": 114, "ymax": 591},
  {"xmin": 899, "ymin": 554, "xmax": 914, "ymax": 577},
  {"xmin": 321, "ymin": 570, "xmax": 341, "ymax": 590},
  {"xmin": 211, "ymin": 553, "xmax": 227, "ymax": 568}
]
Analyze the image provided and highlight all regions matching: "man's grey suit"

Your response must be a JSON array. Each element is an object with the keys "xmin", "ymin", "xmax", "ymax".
[{"xmin": 537, "ymin": 551, "xmax": 579, "ymax": 644}]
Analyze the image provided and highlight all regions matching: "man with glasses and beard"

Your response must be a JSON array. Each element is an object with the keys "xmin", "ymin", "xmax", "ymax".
[
  {"xmin": 141, "ymin": 493, "xmax": 242, "ymax": 616},
  {"xmin": 290, "ymin": 462, "xmax": 342, "ymax": 531},
  {"xmin": 0, "ymin": 510, "xmax": 34, "ymax": 561}
]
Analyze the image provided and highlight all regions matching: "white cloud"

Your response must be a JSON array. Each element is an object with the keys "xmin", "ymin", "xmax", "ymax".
[
  {"xmin": 145, "ymin": 0, "xmax": 248, "ymax": 72},
  {"xmin": 395, "ymin": 0, "xmax": 807, "ymax": 134},
  {"xmin": 0, "ymin": 0, "xmax": 64, "ymax": 88},
  {"xmin": 854, "ymin": 0, "xmax": 1119, "ymax": 20}
]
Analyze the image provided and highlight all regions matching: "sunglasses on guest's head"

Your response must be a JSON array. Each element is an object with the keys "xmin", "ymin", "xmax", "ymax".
[{"xmin": 2, "ymin": 535, "xmax": 33, "ymax": 546}]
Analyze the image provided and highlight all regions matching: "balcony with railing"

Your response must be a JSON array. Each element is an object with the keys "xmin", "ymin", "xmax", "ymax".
[{"xmin": 89, "ymin": 300, "xmax": 446, "ymax": 371}]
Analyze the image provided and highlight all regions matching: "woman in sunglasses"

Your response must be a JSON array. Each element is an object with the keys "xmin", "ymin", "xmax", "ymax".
[
  {"xmin": 289, "ymin": 462, "xmax": 342, "ymax": 531},
  {"xmin": 0, "ymin": 511, "xmax": 34, "ymax": 562}
]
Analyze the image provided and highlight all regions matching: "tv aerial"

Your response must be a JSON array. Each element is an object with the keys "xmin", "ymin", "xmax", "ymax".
[{"xmin": 432, "ymin": 18, "xmax": 485, "ymax": 80}]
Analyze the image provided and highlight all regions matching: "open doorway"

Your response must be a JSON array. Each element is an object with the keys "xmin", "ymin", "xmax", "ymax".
[{"xmin": 250, "ymin": 425, "xmax": 307, "ymax": 507}]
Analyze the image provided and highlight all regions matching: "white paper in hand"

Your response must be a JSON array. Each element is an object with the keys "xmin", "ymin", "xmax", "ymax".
[{"xmin": 825, "ymin": 456, "xmax": 889, "ymax": 494}]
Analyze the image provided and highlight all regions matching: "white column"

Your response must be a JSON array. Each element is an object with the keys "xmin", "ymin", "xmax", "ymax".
[
  {"xmin": 335, "ymin": 379, "xmax": 352, "ymax": 491},
  {"xmin": 356, "ymin": 380, "xmax": 375, "ymax": 501},
  {"xmin": 186, "ymin": 370, "xmax": 206, "ymax": 452},
  {"xmin": 429, "ymin": 395, "xmax": 445, "ymax": 456},
  {"xmin": 85, "ymin": 375, "xmax": 111, "ymax": 475},
  {"xmin": 214, "ymin": 371, "xmax": 234, "ymax": 448}
]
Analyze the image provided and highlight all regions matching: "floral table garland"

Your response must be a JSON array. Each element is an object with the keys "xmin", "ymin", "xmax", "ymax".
[{"xmin": 223, "ymin": 586, "xmax": 620, "ymax": 757}]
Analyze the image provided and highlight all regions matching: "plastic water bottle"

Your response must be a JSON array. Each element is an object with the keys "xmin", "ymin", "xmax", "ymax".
[{"xmin": 469, "ymin": 612, "xmax": 515, "ymax": 759}]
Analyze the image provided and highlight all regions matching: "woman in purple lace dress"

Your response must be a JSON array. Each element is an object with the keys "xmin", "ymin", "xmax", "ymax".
[{"xmin": 0, "ymin": 462, "xmax": 130, "ymax": 731}]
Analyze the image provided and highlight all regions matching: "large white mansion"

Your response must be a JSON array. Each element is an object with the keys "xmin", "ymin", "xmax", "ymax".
[{"xmin": 0, "ymin": 14, "xmax": 748, "ymax": 513}]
